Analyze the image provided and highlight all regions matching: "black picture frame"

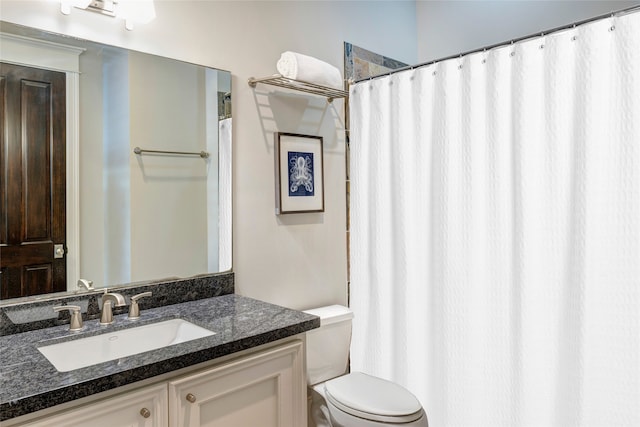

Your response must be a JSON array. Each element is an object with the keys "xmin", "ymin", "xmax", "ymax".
[{"xmin": 275, "ymin": 132, "xmax": 325, "ymax": 214}]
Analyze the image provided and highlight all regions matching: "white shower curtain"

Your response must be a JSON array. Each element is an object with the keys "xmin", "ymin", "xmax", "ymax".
[{"xmin": 349, "ymin": 12, "xmax": 639, "ymax": 427}]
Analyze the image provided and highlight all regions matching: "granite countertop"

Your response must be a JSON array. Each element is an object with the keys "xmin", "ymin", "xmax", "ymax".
[{"xmin": 0, "ymin": 294, "xmax": 320, "ymax": 421}]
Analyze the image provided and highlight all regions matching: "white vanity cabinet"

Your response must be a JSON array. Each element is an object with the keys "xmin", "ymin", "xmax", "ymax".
[
  {"xmin": 20, "ymin": 383, "xmax": 168, "ymax": 427},
  {"xmin": 12, "ymin": 340, "xmax": 305, "ymax": 427},
  {"xmin": 169, "ymin": 340, "xmax": 305, "ymax": 427}
]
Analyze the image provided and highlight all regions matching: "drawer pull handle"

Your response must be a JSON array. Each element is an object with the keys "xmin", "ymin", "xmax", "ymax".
[
  {"xmin": 140, "ymin": 408, "xmax": 151, "ymax": 418},
  {"xmin": 186, "ymin": 393, "xmax": 197, "ymax": 403}
]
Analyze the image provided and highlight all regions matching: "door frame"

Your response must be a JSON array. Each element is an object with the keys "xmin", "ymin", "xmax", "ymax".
[{"xmin": 1, "ymin": 32, "xmax": 84, "ymax": 292}]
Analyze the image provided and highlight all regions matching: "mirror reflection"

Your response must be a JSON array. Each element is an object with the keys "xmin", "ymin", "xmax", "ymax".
[{"xmin": 0, "ymin": 21, "xmax": 232, "ymax": 302}]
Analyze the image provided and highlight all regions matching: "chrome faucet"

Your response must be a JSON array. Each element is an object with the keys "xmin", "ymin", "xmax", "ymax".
[
  {"xmin": 100, "ymin": 292, "xmax": 126, "ymax": 325},
  {"xmin": 54, "ymin": 305, "xmax": 84, "ymax": 331}
]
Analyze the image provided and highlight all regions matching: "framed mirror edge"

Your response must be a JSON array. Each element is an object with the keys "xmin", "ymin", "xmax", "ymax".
[{"xmin": 0, "ymin": 21, "xmax": 233, "ymax": 304}]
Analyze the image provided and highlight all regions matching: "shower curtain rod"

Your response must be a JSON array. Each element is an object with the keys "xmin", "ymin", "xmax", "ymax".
[{"xmin": 354, "ymin": 3, "xmax": 640, "ymax": 84}]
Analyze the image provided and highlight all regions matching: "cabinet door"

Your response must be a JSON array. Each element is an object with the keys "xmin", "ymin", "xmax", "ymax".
[
  {"xmin": 169, "ymin": 340, "xmax": 305, "ymax": 427},
  {"xmin": 21, "ymin": 383, "xmax": 168, "ymax": 427}
]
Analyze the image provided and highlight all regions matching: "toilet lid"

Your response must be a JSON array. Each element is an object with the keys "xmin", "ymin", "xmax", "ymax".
[{"xmin": 324, "ymin": 372, "xmax": 424, "ymax": 424}]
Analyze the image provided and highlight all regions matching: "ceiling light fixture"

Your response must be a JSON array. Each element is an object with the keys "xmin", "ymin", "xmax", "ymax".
[{"xmin": 60, "ymin": 0, "xmax": 156, "ymax": 31}]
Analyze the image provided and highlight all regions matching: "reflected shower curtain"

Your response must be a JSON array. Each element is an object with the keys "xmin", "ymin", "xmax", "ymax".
[{"xmin": 349, "ymin": 13, "xmax": 640, "ymax": 427}]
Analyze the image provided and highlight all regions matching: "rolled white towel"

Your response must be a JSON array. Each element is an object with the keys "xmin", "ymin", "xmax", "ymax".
[{"xmin": 277, "ymin": 51, "xmax": 343, "ymax": 90}]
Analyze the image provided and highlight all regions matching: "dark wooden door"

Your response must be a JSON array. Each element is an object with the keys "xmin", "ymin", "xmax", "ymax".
[{"xmin": 0, "ymin": 63, "xmax": 67, "ymax": 299}]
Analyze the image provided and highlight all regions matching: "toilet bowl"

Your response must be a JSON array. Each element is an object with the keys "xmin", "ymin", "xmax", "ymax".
[{"xmin": 304, "ymin": 305, "xmax": 428, "ymax": 427}]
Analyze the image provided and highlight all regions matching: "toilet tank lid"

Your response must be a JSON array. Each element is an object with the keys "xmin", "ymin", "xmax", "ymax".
[{"xmin": 303, "ymin": 305, "xmax": 353, "ymax": 326}]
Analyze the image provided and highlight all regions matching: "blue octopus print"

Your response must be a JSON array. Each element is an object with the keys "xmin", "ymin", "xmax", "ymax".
[{"xmin": 288, "ymin": 151, "xmax": 314, "ymax": 197}]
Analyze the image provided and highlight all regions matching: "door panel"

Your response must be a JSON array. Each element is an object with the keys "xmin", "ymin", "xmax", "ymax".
[
  {"xmin": 22, "ymin": 79, "xmax": 53, "ymax": 241},
  {"xmin": 0, "ymin": 62, "xmax": 66, "ymax": 299},
  {"xmin": 169, "ymin": 341, "xmax": 306, "ymax": 427},
  {"xmin": 24, "ymin": 264, "xmax": 53, "ymax": 296}
]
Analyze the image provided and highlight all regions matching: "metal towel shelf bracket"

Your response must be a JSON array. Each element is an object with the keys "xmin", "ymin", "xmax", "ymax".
[
  {"xmin": 248, "ymin": 74, "xmax": 348, "ymax": 103},
  {"xmin": 133, "ymin": 146, "xmax": 209, "ymax": 159}
]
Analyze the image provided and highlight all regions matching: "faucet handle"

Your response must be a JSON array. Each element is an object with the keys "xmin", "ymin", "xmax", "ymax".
[
  {"xmin": 128, "ymin": 292, "xmax": 152, "ymax": 320},
  {"xmin": 53, "ymin": 305, "xmax": 83, "ymax": 331}
]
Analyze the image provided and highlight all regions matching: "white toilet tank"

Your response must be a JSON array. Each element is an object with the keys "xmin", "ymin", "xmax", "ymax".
[{"xmin": 304, "ymin": 305, "xmax": 354, "ymax": 386}]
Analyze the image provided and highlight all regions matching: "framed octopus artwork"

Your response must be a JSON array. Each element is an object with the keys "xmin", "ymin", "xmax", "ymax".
[{"xmin": 274, "ymin": 132, "xmax": 325, "ymax": 214}]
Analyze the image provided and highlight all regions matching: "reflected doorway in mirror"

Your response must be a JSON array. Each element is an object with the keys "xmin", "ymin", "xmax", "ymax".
[{"xmin": 0, "ymin": 63, "xmax": 67, "ymax": 299}]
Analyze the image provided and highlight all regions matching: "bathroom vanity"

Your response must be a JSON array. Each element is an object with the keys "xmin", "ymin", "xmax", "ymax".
[
  {"xmin": 0, "ymin": 290, "xmax": 319, "ymax": 426},
  {"xmin": 10, "ymin": 340, "xmax": 304, "ymax": 427}
]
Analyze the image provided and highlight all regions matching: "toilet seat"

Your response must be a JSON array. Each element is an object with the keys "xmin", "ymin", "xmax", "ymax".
[{"xmin": 324, "ymin": 372, "xmax": 425, "ymax": 424}]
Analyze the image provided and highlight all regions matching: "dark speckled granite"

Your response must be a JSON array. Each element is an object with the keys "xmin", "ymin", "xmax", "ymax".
[
  {"xmin": 0, "ymin": 272, "xmax": 234, "ymax": 336},
  {"xmin": 0, "ymin": 294, "xmax": 320, "ymax": 421}
]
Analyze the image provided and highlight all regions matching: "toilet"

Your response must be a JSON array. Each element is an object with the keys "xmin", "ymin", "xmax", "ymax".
[{"xmin": 304, "ymin": 305, "xmax": 428, "ymax": 427}]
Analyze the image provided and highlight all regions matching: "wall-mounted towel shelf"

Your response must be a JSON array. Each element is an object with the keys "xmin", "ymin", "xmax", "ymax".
[
  {"xmin": 248, "ymin": 74, "xmax": 348, "ymax": 103},
  {"xmin": 133, "ymin": 147, "xmax": 209, "ymax": 158}
]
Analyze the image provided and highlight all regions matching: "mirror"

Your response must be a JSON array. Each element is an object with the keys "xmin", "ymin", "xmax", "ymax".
[{"xmin": 0, "ymin": 21, "xmax": 232, "ymax": 302}]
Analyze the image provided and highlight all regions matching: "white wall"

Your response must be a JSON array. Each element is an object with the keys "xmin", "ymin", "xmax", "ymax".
[
  {"xmin": 0, "ymin": 0, "xmax": 417, "ymax": 310},
  {"xmin": 417, "ymin": 0, "xmax": 640, "ymax": 63}
]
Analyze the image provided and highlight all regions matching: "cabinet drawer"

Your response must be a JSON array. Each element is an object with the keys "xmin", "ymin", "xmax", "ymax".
[{"xmin": 20, "ymin": 383, "xmax": 168, "ymax": 427}]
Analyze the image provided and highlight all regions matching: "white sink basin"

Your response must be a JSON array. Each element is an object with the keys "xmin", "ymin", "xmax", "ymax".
[{"xmin": 38, "ymin": 319, "xmax": 215, "ymax": 372}]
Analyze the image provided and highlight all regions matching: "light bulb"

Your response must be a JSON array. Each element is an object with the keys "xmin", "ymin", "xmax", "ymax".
[{"xmin": 118, "ymin": 0, "xmax": 156, "ymax": 28}]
